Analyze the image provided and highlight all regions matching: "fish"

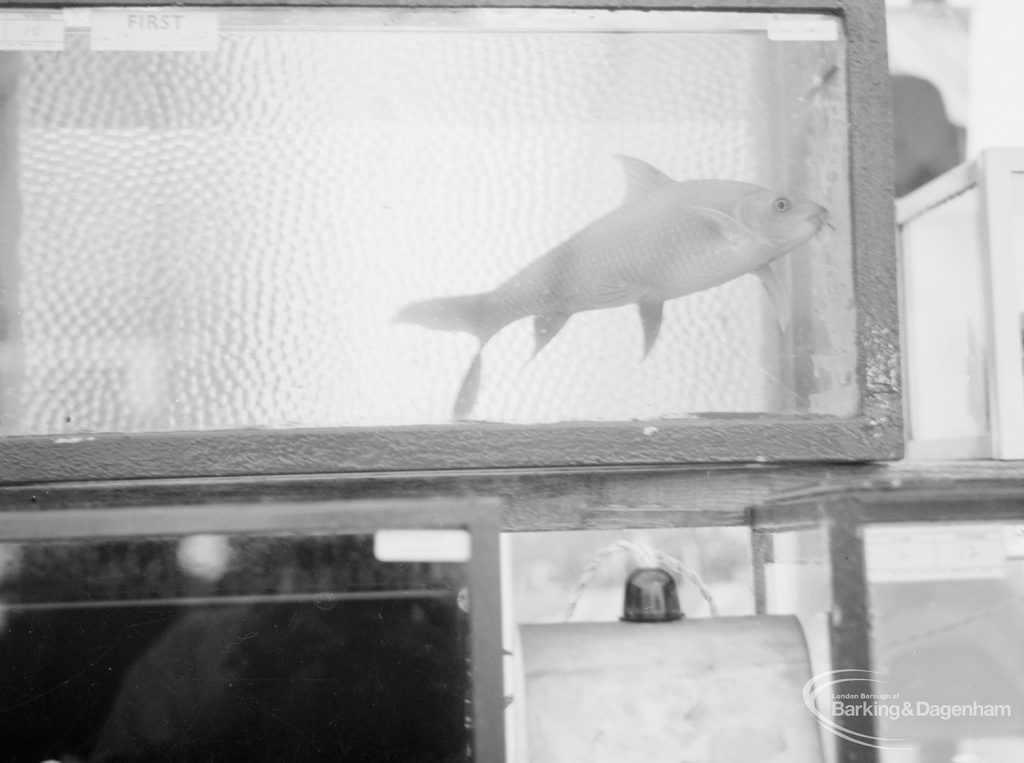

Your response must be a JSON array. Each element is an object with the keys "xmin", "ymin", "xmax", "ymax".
[{"xmin": 395, "ymin": 155, "xmax": 829, "ymax": 420}]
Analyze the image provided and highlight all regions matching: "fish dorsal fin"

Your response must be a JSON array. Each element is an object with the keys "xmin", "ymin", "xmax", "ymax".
[{"xmin": 614, "ymin": 155, "xmax": 676, "ymax": 203}]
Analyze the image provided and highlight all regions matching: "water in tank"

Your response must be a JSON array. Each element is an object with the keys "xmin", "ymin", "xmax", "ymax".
[{"xmin": 0, "ymin": 7, "xmax": 854, "ymax": 433}]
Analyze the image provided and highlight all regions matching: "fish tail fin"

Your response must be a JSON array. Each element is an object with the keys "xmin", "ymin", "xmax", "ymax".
[
  {"xmin": 394, "ymin": 292, "xmax": 500, "ymax": 344},
  {"xmin": 395, "ymin": 292, "xmax": 503, "ymax": 420}
]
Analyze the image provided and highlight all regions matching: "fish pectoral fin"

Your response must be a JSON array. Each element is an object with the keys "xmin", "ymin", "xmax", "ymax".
[
  {"xmin": 452, "ymin": 350, "xmax": 484, "ymax": 421},
  {"xmin": 684, "ymin": 205, "xmax": 750, "ymax": 246},
  {"xmin": 637, "ymin": 301, "xmax": 665, "ymax": 359},
  {"xmin": 531, "ymin": 313, "xmax": 571, "ymax": 361},
  {"xmin": 614, "ymin": 155, "xmax": 676, "ymax": 204},
  {"xmin": 755, "ymin": 263, "xmax": 790, "ymax": 331}
]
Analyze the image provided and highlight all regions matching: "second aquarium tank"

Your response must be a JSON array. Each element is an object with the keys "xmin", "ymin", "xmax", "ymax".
[{"xmin": 0, "ymin": 5, "xmax": 862, "ymax": 435}]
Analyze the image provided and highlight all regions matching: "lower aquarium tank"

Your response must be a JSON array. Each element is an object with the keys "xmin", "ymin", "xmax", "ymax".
[
  {"xmin": 0, "ymin": 499, "xmax": 504, "ymax": 762},
  {"xmin": 0, "ymin": 6, "xmax": 858, "ymax": 434}
]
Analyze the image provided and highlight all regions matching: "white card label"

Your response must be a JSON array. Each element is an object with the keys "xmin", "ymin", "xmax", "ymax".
[
  {"xmin": 1005, "ymin": 525, "xmax": 1024, "ymax": 558},
  {"xmin": 0, "ymin": 11, "xmax": 64, "ymax": 50},
  {"xmin": 865, "ymin": 524, "xmax": 1006, "ymax": 582},
  {"xmin": 374, "ymin": 529, "xmax": 471, "ymax": 563},
  {"xmin": 90, "ymin": 9, "xmax": 219, "ymax": 52},
  {"xmin": 768, "ymin": 15, "xmax": 839, "ymax": 42}
]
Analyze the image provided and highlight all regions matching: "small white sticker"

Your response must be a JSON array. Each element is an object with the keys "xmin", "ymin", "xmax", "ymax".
[
  {"xmin": 374, "ymin": 529, "xmax": 471, "ymax": 563},
  {"xmin": 0, "ymin": 11, "xmax": 64, "ymax": 50},
  {"xmin": 63, "ymin": 9, "xmax": 91, "ymax": 29},
  {"xmin": 767, "ymin": 15, "xmax": 839, "ymax": 42},
  {"xmin": 1005, "ymin": 525, "xmax": 1024, "ymax": 558},
  {"xmin": 90, "ymin": 8, "xmax": 219, "ymax": 52}
]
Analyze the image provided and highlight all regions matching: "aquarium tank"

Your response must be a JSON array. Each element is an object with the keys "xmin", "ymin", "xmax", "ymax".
[
  {"xmin": 0, "ymin": 2, "xmax": 900, "ymax": 470},
  {"xmin": 899, "ymin": 147, "xmax": 1024, "ymax": 461},
  {"xmin": 0, "ymin": 498, "xmax": 504, "ymax": 762}
]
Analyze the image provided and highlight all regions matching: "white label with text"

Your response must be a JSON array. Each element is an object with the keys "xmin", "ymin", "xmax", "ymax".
[
  {"xmin": 90, "ymin": 9, "xmax": 219, "ymax": 52},
  {"xmin": 0, "ymin": 12, "xmax": 64, "ymax": 50}
]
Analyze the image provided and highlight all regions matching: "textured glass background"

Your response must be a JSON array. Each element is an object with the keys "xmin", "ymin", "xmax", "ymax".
[{"xmin": 0, "ymin": 9, "xmax": 855, "ymax": 434}]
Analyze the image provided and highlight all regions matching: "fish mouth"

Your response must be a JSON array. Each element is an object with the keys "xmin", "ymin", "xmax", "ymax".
[
  {"xmin": 766, "ymin": 208, "xmax": 831, "ymax": 246},
  {"xmin": 811, "ymin": 208, "xmax": 834, "ymax": 234}
]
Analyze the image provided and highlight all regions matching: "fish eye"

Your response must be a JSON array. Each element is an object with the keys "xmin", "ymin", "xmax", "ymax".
[{"xmin": 772, "ymin": 197, "xmax": 791, "ymax": 213}]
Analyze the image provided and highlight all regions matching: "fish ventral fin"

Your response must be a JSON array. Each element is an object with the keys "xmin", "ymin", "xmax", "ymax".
[
  {"xmin": 755, "ymin": 263, "xmax": 790, "ymax": 331},
  {"xmin": 531, "ymin": 313, "xmax": 571, "ymax": 360},
  {"xmin": 637, "ymin": 301, "xmax": 665, "ymax": 358},
  {"xmin": 614, "ymin": 155, "xmax": 676, "ymax": 204}
]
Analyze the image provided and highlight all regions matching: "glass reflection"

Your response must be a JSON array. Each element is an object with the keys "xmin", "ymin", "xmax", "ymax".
[{"xmin": 0, "ymin": 533, "xmax": 471, "ymax": 762}]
